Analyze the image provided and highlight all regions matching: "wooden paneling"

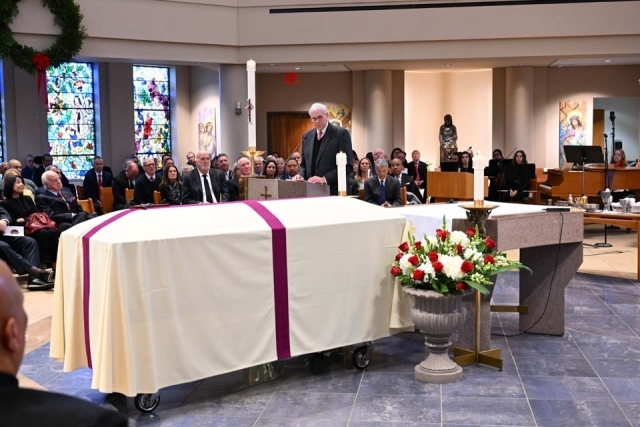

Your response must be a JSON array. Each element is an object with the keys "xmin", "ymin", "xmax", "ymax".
[{"xmin": 267, "ymin": 112, "xmax": 311, "ymax": 159}]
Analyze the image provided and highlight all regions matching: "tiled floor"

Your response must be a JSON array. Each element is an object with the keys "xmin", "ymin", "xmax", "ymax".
[{"xmin": 17, "ymin": 225, "xmax": 640, "ymax": 426}]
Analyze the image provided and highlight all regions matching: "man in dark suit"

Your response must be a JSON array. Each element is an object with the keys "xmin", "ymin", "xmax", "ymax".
[
  {"xmin": 134, "ymin": 157, "xmax": 161, "ymax": 205},
  {"xmin": 407, "ymin": 150, "xmax": 428, "ymax": 203},
  {"xmin": 0, "ymin": 261, "xmax": 128, "ymax": 427},
  {"xmin": 82, "ymin": 156, "xmax": 113, "ymax": 214},
  {"xmin": 216, "ymin": 153, "xmax": 233, "ymax": 181},
  {"xmin": 226, "ymin": 157, "xmax": 252, "ymax": 201},
  {"xmin": 36, "ymin": 171, "xmax": 96, "ymax": 232},
  {"xmin": 33, "ymin": 154, "xmax": 71, "ymax": 191},
  {"xmin": 112, "ymin": 160, "xmax": 139, "ymax": 211},
  {"xmin": 389, "ymin": 158, "xmax": 421, "ymax": 203},
  {"xmin": 365, "ymin": 158, "xmax": 402, "ymax": 207},
  {"xmin": 293, "ymin": 103, "xmax": 353, "ymax": 195},
  {"xmin": 182, "ymin": 150, "xmax": 228, "ymax": 204},
  {"xmin": 0, "ymin": 207, "xmax": 54, "ymax": 291}
]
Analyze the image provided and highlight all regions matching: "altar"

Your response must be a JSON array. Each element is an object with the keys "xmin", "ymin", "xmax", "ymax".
[
  {"xmin": 49, "ymin": 197, "xmax": 410, "ymax": 396},
  {"xmin": 394, "ymin": 202, "xmax": 584, "ymax": 350}
]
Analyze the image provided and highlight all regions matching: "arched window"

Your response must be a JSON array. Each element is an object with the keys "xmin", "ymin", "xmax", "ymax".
[
  {"xmin": 133, "ymin": 66, "xmax": 171, "ymax": 163},
  {"xmin": 46, "ymin": 62, "xmax": 96, "ymax": 179}
]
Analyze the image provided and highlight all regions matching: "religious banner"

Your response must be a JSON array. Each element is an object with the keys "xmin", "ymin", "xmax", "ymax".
[
  {"xmin": 326, "ymin": 104, "xmax": 352, "ymax": 133},
  {"xmin": 559, "ymin": 100, "xmax": 588, "ymax": 166},
  {"xmin": 197, "ymin": 107, "xmax": 217, "ymax": 158}
]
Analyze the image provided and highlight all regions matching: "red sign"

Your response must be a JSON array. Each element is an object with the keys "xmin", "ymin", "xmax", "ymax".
[{"xmin": 284, "ymin": 73, "xmax": 298, "ymax": 84}]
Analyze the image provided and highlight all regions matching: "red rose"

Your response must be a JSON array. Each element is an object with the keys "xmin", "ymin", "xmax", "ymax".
[
  {"xmin": 461, "ymin": 261, "xmax": 474, "ymax": 273},
  {"xmin": 432, "ymin": 261, "xmax": 444, "ymax": 273},
  {"xmin": 390, "ymin": 266, "xmax": 402, "ymax": 276},
  {"xmin": 466, "ymin": 227, "xmax": 476, "ymax": 237},
  {"xmin": 484, "ymin": 255, "xmax": 496, "ymax": 264},
  {"xmin": 485, "ymin": 237, "xmax": 496, "ymax": 250},
  {"xmin": 399, "ymin": 242, "xmax": 409, "ymax": 252},
  {"xmin": 436, "ymin": 229, "xmax": 448, "ymax": 242},
  {"xmin": 414, "ymin": 241, "xmax": 422, "ymax": 250},
  {"xmin": 412, "ymin": 269, "xmax": 425, "ymax": 281},
  {"xmin": 408, "ymin": 255, "xmax": 419, "ymax": 266},
  {"xmin": 457, "ymin": 244, "xmax": 463, "ymax": 255},
  {"xmin": 456, "ymin": 282, "xmax": 468, "ymax": 291},
  {"xmin": 428, "ymin": 251, "xmax": 438, "ymax": 262},
  {"xmin": 395, "ymin": 253, "xmax": 404, "ymax": 262}
]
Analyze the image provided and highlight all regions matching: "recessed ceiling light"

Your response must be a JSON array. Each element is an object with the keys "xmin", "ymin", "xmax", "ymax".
[
  {"xmin": 269, "ymin": 63, "xmax": 275, "ymax": 66},
  {"xmin": 604, "ymin": 59, "xmax": 612, "ymax": 63},
  {"xmin": 444, "ymin": 64, "xmax": 452, "ymax": 67},
  {"xmin": 517, "ymin": 64, "xmax": 525, "ymax": 66},
  {"xmin": 294, "ymin": 67, "xmax": 301, "ymax": 70},
  {"xmin": 557, "ymin": 65, "xmax": 563, "ymax": 68}
]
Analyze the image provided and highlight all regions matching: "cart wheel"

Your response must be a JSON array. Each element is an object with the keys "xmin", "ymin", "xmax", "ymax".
[
  {"xmin": 135, "ymin": 393, "xmax": 161, "ymax": 413},
  {"xmin": 352, "ymin": 346, "xmax": 371, "ymax": 370}
]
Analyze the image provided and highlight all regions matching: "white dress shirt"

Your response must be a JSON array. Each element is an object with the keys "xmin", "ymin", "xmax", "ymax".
[{"xmin": 199, "ymin": 173, "xmax": 218, "ymax": 203}]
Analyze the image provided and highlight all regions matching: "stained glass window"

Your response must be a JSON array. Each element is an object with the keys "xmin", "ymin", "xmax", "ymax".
[
  {"xmin": 46, "ymin": 62, "xmax": 96, "ymax": 179},
  {"xmin": 0, "ymin": 63, "xmax": 4, "ymax": 163},
  {"xmin": 133, "ymin": 66, "xmax": 171, "ymax": 163}
]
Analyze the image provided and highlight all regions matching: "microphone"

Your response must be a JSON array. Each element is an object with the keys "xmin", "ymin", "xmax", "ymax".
[
  {"xmin": 285, "ymin": 140, "xmax": 303, "ymax": 162},
  {"xmin": 603, "ymin": 133, "xmax": 608, "ymax": 142},
  {"xmin": 610, "ymin": 111, "xmax": 616, "ymax": 122}
]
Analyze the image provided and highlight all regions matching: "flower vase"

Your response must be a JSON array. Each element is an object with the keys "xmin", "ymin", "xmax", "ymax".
[{"xmin": 403, "ymin": 287, "xmax": 468, "ymax": 384}]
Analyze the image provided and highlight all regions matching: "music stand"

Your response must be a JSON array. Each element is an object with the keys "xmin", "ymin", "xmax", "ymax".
[
  {"xmin": 440, "ymin": 162, "xmax": 459, "ymax": 172},
  {"xmin": 563, "ymin": 146, "xmax": 604, "ymax": 197}
]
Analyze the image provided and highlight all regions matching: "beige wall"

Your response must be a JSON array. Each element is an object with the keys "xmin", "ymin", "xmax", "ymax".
[{"xmin": 404, "ymin": 70, "xmax": 493, "ymax": 165}]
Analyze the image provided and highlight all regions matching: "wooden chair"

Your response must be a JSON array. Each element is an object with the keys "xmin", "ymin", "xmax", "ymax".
[
  {"xmin": 100, "ymin": 187, "xmax": 114, "ymax": 213},
  {"xmin": 78, "ymin": 198, "xmax": 95, "ymax": 214},
  {"xmin": 76, "ymin": 185, "xmax": 84, "ymax": 200},
  {"xmin": 153, "ymin": 190, "xmax": 162, "ymax": 205},
  {"xmin": 125, "ymin": 188, "xmax": 134, "ymax": 202}
]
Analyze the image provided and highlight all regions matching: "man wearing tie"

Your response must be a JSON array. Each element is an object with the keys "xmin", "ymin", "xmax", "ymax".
[
  {"xmin": 134, "ymin": 158, "xmax": 161, "ymax": 205},
  {"xmin": 216, "ymin": 154, "xmax": 232, "ymax": 180},
  {"xmin": 35, "ymin": 171, "xmax": 95, "ymax": 232},
  {"xmin": 82, "ymin": 156, "xmax": 113, "ymax": 214},
  {"xmin": 364, "ymin": 159, "xmax": 402, "ymax": 207},
  {"xmin": 182, "ymin": 150, "xmax": 228, "ymax": 204},
  {"xmin": 112, "ymin": 160, "xmax": 139, "ymax": 211},
  {"xmin": 408, "ymin": 150, "xmax": 428, "ymax": 203},
  {"xmin": 293, "ymin": 103, "xmax": 353, "ymax": 195}
]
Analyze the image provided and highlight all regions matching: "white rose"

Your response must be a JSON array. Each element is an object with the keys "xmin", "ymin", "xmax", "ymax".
[
  {"xmin": 440, "ymin": 254, "xmax": 465, "ymax": 281},
  {"xmin": 399, "ymin": 254, "xmax": 415, "ymax": 274},
  {"xmin": 449, "ymin": 231, "xmax": 470, "ymax": 247},
  {"xmin": 418, "ymin": 262, "xmax": 435, "ymax": 281}
]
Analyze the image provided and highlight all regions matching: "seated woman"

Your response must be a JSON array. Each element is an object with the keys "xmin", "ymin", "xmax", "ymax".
[
  {"xmin": 502, "ymin": 150, "xmax": 530, "ymax": 202},
  {"xmin": 1, "ymin": 175, "xmax": 59, "ymax": 265},
  {"xmin": 458, "ymin": 151, "xmax": 473, "ymax": 173},
  {"xmin": 355, "ymin": 157, "xmax": 372, "ymax": 189},
  {"xmin": 262, "ymin": 159, "xmax": 279, "ymax": 179},
  {"xmin": 2, "ymin": 169, "xmax": 35, "ymax": 201},
  {"xmin": 610, "ymin": 149, "xmax": 628, "ymax": 168},
  {"xmin": 159, "ymin": 164, "xmax": 182, "ymax": 205}
]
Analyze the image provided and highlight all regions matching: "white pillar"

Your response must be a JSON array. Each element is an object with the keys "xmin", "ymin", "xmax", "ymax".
[
  {"xmin": 219, "ymin": 64, "xmax": 248, "ymax": 157},
  {"xmin": 364, "ymin": 70, "xmax": 393, "ymax": 156},
  {"xmin": 505, "ymin": 67, "xmax": 534, "ymax": 159}
]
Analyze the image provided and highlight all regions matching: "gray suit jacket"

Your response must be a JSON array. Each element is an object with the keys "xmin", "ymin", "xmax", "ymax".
[
  {"xmin": 298, "ymin": 122, "xmax": 353, "ymax": 195},
  {"xmin": 364, "ymin": 176, "xmax": 402, "ymax": 206}
]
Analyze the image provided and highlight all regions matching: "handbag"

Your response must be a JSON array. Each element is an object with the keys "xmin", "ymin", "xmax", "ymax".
[{"xmin": 25, "ymin": 212, "xmax": 57, "ymax": 235}]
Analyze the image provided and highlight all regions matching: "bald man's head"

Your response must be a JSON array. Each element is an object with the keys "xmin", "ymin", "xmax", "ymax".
[{"xmin": 0, "ymin": 262, "xmax": 28, "ymax": 376}]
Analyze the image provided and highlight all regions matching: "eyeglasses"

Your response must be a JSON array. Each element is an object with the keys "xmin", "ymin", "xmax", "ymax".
[{"xmin": 310, "ymin": 116, "xmax": 325, "ymax": 122}]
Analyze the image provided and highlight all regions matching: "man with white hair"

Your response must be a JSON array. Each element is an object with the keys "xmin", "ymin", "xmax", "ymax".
[
  {"xmin": 181, "ymin": 150, "xmax": 228, "ymax": 204},
  {"xmin": 227, "ymin": 156, "xmax": 252, "ymax": 201},
  {"xmin": 35, "ymin": 171, "xmax": 96, "ymax": 232},
  {"xmin": 373, "ymin": 149, "xmax": 386, "ymax": 161},
  {"xmin": 293, "ymin": 103, "xmax": 353, "ymax": 195},
  {"xmin": 253, "ymin": 156, "xmax": 264, "ymax": 176}
]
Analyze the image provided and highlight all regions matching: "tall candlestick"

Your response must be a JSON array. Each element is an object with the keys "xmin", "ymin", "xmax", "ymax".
[
  {"xmin": 473, "ymin": 152, "xmax": 485, "ymax": 203},
  {"xmin": 336, "ymin": 152, "xmax": 347, "ymax": 196},
  {"xmin": 247, "ymin": 59, "xmax": 256, "ymax": 150}
]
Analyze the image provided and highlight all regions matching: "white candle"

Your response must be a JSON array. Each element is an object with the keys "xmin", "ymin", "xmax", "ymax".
[
  {"xmin": 336, "ymin": 152, "xmax": 347, "ymax": 195},
  {"xmin": 473, "ymin": 152, "xmax": 485, "ymax": 201},
  {"xmin": 247, "ymin": 59, "xmax": 256, "ymax": 150}
]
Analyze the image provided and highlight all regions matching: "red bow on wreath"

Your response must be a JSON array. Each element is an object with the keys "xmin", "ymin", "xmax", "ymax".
[{"xmin": 32, "ymin": 52, "xmax": 51, "ymax": 110}]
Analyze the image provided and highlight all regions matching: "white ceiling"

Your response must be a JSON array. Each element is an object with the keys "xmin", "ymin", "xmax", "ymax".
[{"xmin": 550, "ymin": 55, "xmax": 640, "ymax": 67}]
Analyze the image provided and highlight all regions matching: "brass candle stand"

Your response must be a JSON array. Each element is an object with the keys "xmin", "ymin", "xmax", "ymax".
[
  {"xmin": 453, "ymin": 200, "xmax": 503, "ymax": 370},
  {"xmin": 240, "ymin": 147, "xmax": 265, "ymax": 177}
]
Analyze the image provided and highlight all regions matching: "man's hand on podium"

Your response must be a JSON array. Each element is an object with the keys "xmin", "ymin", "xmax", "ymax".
[
  {"xmin": 292, "ymin": 175, "xmax": 305, "ymax": 182},
  {"xmin": 308, "ymin": 176, "xmax": 326, "ymax": 185}
]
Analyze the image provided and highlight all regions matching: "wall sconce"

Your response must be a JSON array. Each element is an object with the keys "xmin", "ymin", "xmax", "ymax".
[{"xmin": 235, "ymin": 101, "xmax": 242, "ymax": 115}]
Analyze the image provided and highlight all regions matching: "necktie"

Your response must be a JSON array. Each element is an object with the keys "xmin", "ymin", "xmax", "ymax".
[
  {"xmin": 202, "ymin": 174, "xmax": 214, "ymax": 203},
  {"xmin": 415, "ymin": 163, "xmax": 420, "ymax": 181},
  {"xmin": 129, "ymin": 180, "xmax": 134, "ymax": 188},
  {"xmin": 98, "ymin": 173, "xmax": 102, "ymax": 187},
  {"xmin": 379, "ymin": 180, "xmax": 386, "ymax": 205},
  {"xmin": 149, "ymin": 176, "xmax": 154, "ymax": 183},
  {"xmin": 317, "ymin": 131, "xmax": 323, "ymax": 141},
  {"xmin": 58, "ymin": 192, "xmax": 70, "ymax": 210}
]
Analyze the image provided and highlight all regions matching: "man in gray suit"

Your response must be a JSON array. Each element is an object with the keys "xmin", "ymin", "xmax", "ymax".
[
  {"xmin": 293, "ymin": 103, "xmax": 353, "ymax": 195},
  {"xmin": 365, "ymin": 158, "xmax": 402, "ymax": 207}
]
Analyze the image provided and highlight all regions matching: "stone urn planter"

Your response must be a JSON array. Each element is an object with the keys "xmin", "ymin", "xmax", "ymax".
[{"xmin": 403, "ymin": 287, "xmax": 468, "ymax": 384}]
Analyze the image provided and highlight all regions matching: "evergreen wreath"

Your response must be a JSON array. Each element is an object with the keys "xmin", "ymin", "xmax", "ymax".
[{"xmin": 0, "ymin": 0, "xmax": 87, "ymax": 74}]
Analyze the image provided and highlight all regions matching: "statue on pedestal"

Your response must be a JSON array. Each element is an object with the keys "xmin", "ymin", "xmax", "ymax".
[{"xmin": 439, "ymin": 114, "xmax": 458, "ymax": 164}]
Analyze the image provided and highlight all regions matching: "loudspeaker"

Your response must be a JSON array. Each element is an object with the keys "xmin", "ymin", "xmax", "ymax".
[{"xmin": 614, "ymin": 140, "xmax": 623, "ymax": 150}]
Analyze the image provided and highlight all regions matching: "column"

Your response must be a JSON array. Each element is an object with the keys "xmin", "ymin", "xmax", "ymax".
[
  {"xmin": 364, "ymin": 70, "xmax": 393, "ymax": 156},
  {"xmin": 505, "ymin": 67, "xmax": 534, "ymax": 158},
  {"xmin": 219, "ymin": 64, "xmax": 248, "ymax": 157}
]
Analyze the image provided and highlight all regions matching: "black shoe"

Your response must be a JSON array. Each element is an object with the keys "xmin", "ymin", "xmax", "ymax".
[
  {"xmin": 37, "ymin": 269, "xmax": 55, "ymax": 283},
  {"xmin": 27, "ymin": 277, "xmax": 54, "ymax": 291}
]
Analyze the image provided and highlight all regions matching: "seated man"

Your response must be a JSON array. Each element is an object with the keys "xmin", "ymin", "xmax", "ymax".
[
  {"xmin": 0, "ymin": 159, "xmax": 38, "ymax": 195},
  {"xmin": 280, "ymin": 158, "xmax": 300, "ymax": 180},
  {"xmin": 36, "ymin": 171, "xmax": 96, "ymax": 232},
  {"xmin": 33, "ymin": 154, "xmax": 71, "ymax": 190},
  {"xmin": 134, "ymin": 158, "xmax": 161, "ymax": 205},
  {"xmin": 0, "ymin": 207, "xmax": 54, "ymax": 291},
  {"xmin": 389, "ymin": 158, "xmax": 421, "ymax": 203},
  {"xmin": 364, "ymin": 158, "xmax": 402, "ymax": 207},
  {"xmin": 82, "ymin": 156, "xmax": 113, "ymax": 214},
  {"xmin": 227, "ymin": 157, "xmax": 252, "ymax": 201},
  {"xmin": 0, "ymin": 261, "xmax": 128, "ymax": 426},
  {"xmin": 112, "ymin": 160, "xmax": 139, "ymax": 211},
  {"xmin": 182, "ymin": 150, "xmax": 228, "ymax": 204}
]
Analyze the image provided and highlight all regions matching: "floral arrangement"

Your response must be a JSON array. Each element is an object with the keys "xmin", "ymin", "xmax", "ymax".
[{"xmin": 391, "ymin": 218, "xmax": 529, "ymax": 295}]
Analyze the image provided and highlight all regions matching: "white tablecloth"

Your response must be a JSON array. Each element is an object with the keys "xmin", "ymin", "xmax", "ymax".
[
  {"xmin": 394, "ymin": 202, "xmax": 546, "ymax": 239},
  {"xmin": 50, "ymin": 197, "xmax": 412, "ymax": 395}
]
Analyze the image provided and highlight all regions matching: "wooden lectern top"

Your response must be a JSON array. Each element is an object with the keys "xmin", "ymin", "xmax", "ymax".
[{"xmin": 426, "ymin": 171, "xmax": 488, "ymax": 201}]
